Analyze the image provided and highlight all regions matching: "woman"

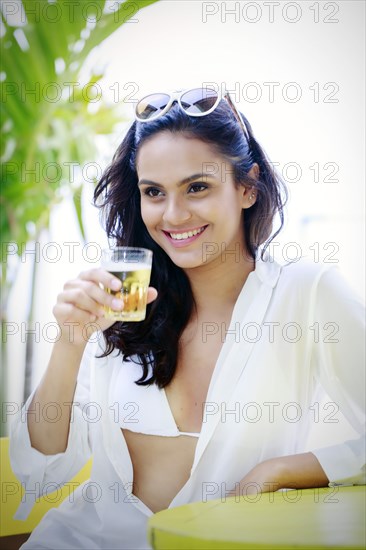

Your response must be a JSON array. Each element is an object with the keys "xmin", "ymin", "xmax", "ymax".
[{"xmin": 11, "ymin": 88, "xmax": 365, "ymax": 549}]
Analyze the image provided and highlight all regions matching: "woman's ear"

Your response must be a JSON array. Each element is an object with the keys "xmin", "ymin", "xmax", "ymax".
[{"xmin": 242, "ymin": 163, "xmax": 259, "ymax": 209}]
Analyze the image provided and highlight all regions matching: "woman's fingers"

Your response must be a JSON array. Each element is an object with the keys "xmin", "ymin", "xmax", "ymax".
[
  {"xmin": 58, "ymin": 269, "xmax": 158, "ymax": 319},
  {"xmin": 60, "ymin": 283, "xmax": 123, "ymax": 317},
  {"xmin": 53, "ymin": 302, "xmax": 117, "ymax": 345},
  {"xmin": 78, "ymin": 268, "xmax": 122, "ymax": 292},
  {"xmin": 77, "ymin": 269, "xmax": 158, "ymax": 302},
  {"xmin": 53, "ymin": 268, "xmax": 158, "ymax": 346},
  {"xmin": 53, "ymin": 302, "xmax": 98, "ymax": 325},
  {"xmin": 147, "ymin": 287, "xmax": 158, "ymax": 304}
]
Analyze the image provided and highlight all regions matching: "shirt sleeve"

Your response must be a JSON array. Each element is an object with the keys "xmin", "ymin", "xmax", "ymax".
[
  {"xmin": 9, "ymin": 337, "xmax": 98, "ymax": 520},
  {"xmin": 310, "ymin": 267, "xmax": 366, "ymax": 486}
]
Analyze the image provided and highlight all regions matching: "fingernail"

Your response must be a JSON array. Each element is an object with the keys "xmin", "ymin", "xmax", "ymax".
[
  {"xmin": 111, "ymin": 279, "xmax": 121, "ymax": 291},
  {"xmin": 112, "ymin": 298, "xmax": 123, "ymax": 310}
]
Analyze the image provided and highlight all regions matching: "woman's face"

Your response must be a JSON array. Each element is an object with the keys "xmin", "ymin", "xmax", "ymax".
[{"xmin": 136, "ymin": 131, "xmax": 255, "ymax": 270}]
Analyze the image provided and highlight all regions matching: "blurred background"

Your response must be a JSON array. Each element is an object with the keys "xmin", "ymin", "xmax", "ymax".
[{"xmin": 1, "ymin": 0, "xmax": 364, "ymax": 448}]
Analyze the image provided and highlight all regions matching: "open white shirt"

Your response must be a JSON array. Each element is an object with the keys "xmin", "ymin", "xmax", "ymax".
[{"xmin": 10, "ymin": 256, "xmax": 366, "ymax": 549}]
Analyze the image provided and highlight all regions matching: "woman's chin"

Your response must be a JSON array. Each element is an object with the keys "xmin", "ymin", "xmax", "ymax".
[
  {"xmin": 171, "ymin": 259, "xmax": 203, "ymax": 270},
  {"xmin": 165, "ymin": 251, "xmax": 205, "ymax": 270}
]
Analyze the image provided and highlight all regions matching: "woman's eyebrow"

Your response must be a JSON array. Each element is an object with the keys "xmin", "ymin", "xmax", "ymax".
[{"xmin": 138, "ymin": 173, "xmax": 216, "ymax": 187}]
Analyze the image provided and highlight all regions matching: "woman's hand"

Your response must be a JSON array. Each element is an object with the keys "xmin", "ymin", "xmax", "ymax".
[
  {"xmin": 235, "ymin": 460, "xmax": 283, "ymax": 497},
  {"xmin": 53, "ymin": 268, "xmax": 158, "ymax": 347},
  {"xmin": 236, "ymin": 453, "xmax": 329, "ymax": 497}
]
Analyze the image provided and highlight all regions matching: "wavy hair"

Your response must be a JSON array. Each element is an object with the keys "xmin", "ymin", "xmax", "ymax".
[{"xmin": 94, "ymin": 100, "xmax": 287, "ymax": 387}]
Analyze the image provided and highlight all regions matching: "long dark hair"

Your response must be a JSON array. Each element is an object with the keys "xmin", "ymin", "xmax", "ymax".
[{"xmin": 94, "ymin": 100, "xmax": 287, "ymax": 387}]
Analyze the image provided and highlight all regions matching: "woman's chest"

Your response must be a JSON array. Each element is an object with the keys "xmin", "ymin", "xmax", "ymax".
[{"xmin": 164, "ymin": 327, "xmax": 226, "ymax": 432}]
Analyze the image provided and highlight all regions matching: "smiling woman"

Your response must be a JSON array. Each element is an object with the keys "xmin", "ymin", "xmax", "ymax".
[
  {"xmin": 93, "ymin": 89, "xmax": 286, "ymax": 389},
  {"xmin": 138, "ymin": 134, "xmax": 254, "ymax": 263},
  {"xmin": 9, "ymin": 86, "xmax": 365, "ymax": 550}
]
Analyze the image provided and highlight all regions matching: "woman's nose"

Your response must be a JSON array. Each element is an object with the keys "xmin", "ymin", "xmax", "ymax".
[{"xmin": 162, "ymin": 196, "xmax": 191, "ymax": 225}]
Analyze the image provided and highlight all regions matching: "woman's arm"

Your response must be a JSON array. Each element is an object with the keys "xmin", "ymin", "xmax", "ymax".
[
  {"xmin": 28, "ymin": 268, "xmax": 158, "ymax": 456},
  {"xmin": 27, "ymin": 339, "xmax": 91, "ymax": 455},
  {"xmin": 309, "ymin": 267, "xmax": 365, "ymax": 485},
  {"xmin": 237, "ymin": 452, "xmax": 329, "ymax": 495},
  {"xmin": 27, "ymin": 267, "xmax": 124, "ymax": 455},
  {"xmin": 238, "ymin": 266, "xmax": 365, "ymax": 496}
]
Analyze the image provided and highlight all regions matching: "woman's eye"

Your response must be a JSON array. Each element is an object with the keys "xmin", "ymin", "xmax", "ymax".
[
  {"xmin": 144, "ymin": 187, "xmax": 163, "ymax": 197},
  {"xmin": 188, "ymin": 183, "xmax": 207, "ymax": 193}
]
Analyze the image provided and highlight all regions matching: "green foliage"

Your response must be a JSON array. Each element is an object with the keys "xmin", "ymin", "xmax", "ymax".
[
  {"xmin": 0, "ymin": 0, "xmax": 160, "ymax": 434},
  {"xmin": 0, "ymin": 0, "xmax": 159, "ymax": 256}
]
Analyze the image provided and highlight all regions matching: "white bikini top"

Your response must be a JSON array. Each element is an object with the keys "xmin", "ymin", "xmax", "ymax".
[{"xmin": 110, "ymin": 360, "xmax": 201, "ymax": 438}]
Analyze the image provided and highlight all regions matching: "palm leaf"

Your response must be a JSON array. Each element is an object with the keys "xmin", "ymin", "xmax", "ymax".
[{"xmin": 1, "ymin": 0, "xmax": 160, "ymax": 253}]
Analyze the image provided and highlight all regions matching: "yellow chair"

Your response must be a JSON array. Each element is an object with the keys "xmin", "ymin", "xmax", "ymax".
[{"xmin": 0, "ymin": 437, "xmax": 92, "ymax": 538}]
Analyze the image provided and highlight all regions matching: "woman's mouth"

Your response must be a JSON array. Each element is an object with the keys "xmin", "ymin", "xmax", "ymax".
[{"xmin": 162, "ymin": 225, "xmax": 208, "ymax": 246}]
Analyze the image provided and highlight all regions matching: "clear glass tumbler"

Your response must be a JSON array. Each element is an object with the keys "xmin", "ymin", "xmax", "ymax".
[{"xmin": 101, "ymin": 247, "xmax": 153, "ymax": 322}]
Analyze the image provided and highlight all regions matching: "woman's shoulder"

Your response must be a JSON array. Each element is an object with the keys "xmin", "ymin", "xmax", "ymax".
[
  {"xmin": 260, "ymin": 251, "xmax": 364, "ymax": 310},
  {"xmin": 257, "ymin": 250, "xmax": 334, "ymax": 289},
  {"xmin": 280, "ymin": 256, "xmax": 332, "ymax": 282},
  {"xmin": 255, "ymin": 253, "xmax": 361, "ymax": 322}
]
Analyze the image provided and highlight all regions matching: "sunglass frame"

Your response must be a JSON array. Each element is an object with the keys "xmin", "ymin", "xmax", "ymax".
[{"xmin": 134, "ymin": 87, "xmax": 250, "ymax": 143}]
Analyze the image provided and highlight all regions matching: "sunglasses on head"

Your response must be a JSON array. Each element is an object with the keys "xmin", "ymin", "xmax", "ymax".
[{"xmin": 134, "ymin": 87, "xmax": 250, "ymax": 143}]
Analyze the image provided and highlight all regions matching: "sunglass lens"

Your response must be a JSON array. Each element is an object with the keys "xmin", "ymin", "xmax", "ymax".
[
  {"xmin": 180, "ymin": 88, "xmax": 218, "ymax": 114},
  {"xmin": 136, "ymin": 93, "xmax": 171, "ymax": 120}
]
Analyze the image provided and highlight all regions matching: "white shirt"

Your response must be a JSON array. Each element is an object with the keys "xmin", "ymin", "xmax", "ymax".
[{"xmin": 10, "ymin": 256, "xmax": 365, "ymax": 549}]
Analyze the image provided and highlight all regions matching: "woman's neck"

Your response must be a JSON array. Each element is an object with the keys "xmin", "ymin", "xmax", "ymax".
[{"xmin": 184, "ymin": 245, "xmax": 255, "ymax": 315}]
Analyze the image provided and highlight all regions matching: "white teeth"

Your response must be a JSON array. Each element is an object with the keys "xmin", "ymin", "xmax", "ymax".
[{"xmin": 169, "ymin": 226, "xmax": 205, "ymax": 240}]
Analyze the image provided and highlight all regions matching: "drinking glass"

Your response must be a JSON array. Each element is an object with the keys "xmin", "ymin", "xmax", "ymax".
[{"xmin": 101, "ymin": 247, "xmax": 153, "ymax": 322}]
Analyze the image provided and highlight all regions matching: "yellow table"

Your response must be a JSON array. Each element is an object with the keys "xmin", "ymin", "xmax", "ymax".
[{"xmin": 148, "ymin": 486, "xmax": 366, "ymax": 549}]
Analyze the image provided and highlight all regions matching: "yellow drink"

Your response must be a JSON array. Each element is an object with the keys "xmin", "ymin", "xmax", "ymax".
[{"xmin": 104, "ymin": 264, "xmax": 152, "ymax": 322}]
